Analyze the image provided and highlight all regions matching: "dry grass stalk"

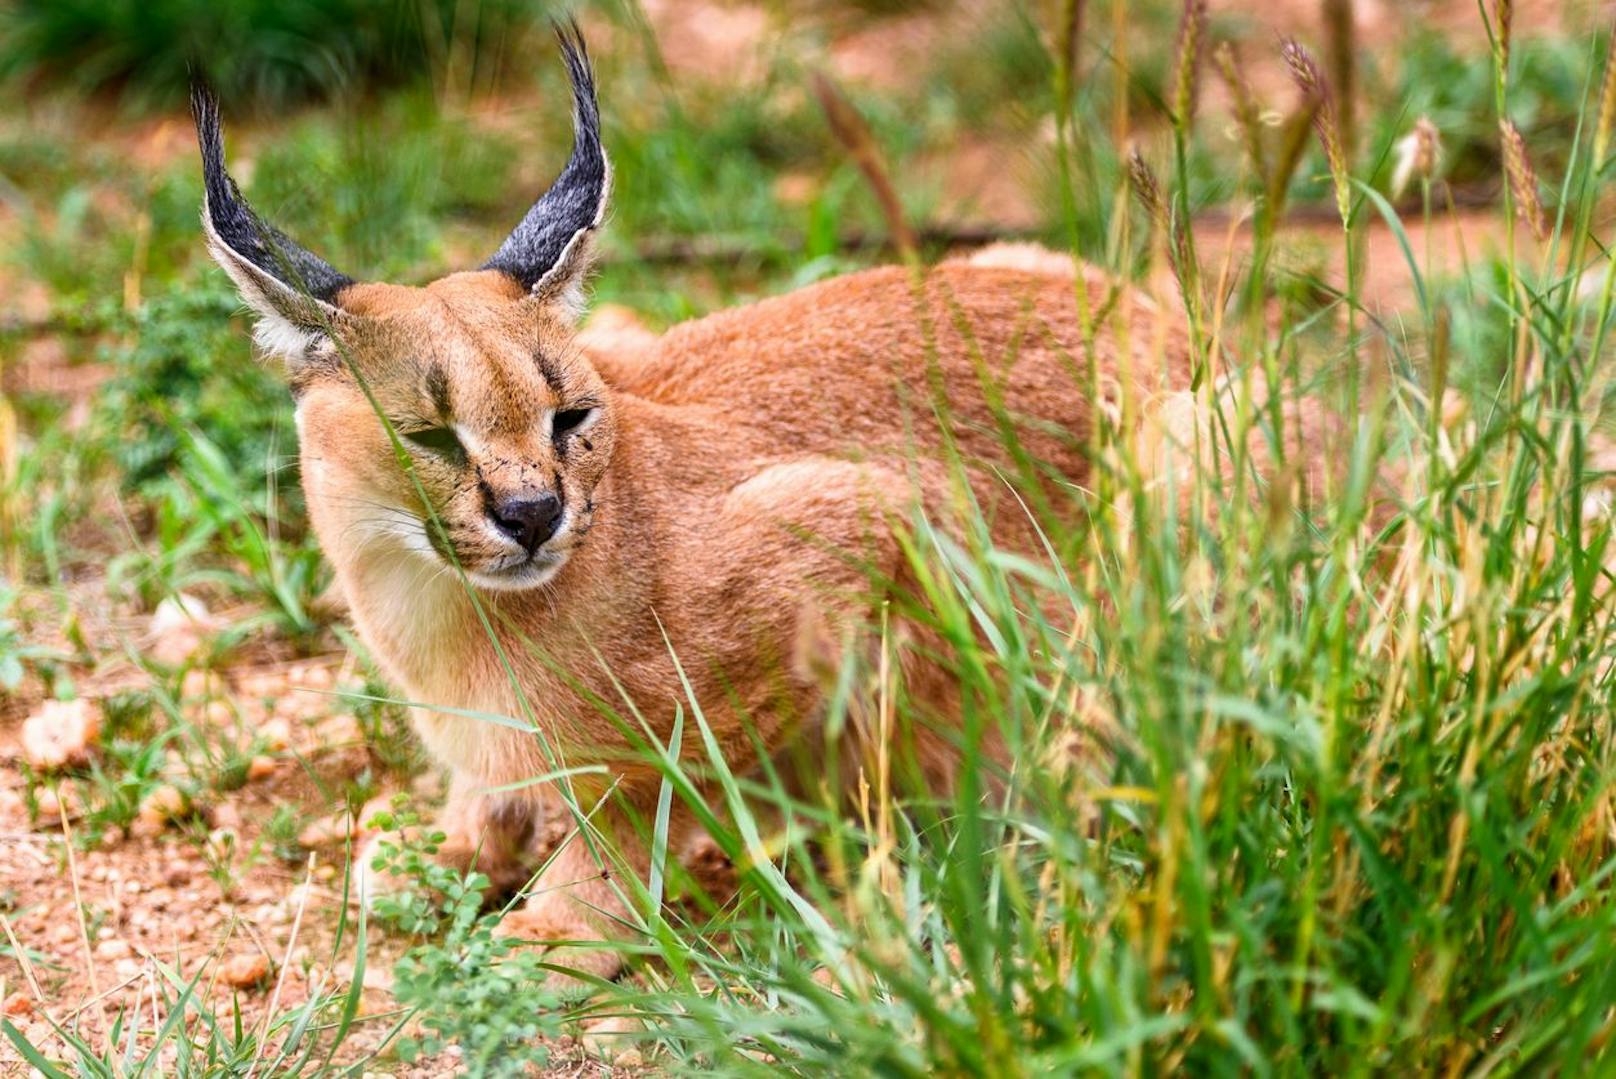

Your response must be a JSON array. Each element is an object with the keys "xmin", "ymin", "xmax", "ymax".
[
  {"xmin": 1268, "ymin": 97, "xmax": 1322, "ymax": 220},
  {"xmin": 1323, "ymin": 0, "xmax": 1356, "ymax": 159},
  {"xmin": 1053, "ymin": 0, "xmax": 1086, "ymax": 103},
  {"xmin": 243, "ymin": 853, "xmax": 317, "ymax": 1079},
  {"xmin": 811, "ymin": 70, "xmax": 918, "ymax": 262},
  {"xmin": 57, "ymin": 787, "xmax": 101, "ymax": 1000},
  {"xmin": 1494, "ymin": 0, "xmax": 1514, "ymax": 72},
  {"xmin": 1171, "ymin": 0, "xmax": 1208, "ymax": 129},
  {"xmin": 0, "ymin": 912, "xmax": 49, "ymax": 1015},
  {"xmin": 1499, "ymin": 118, "xmax": 1548, "ymax": 242},
  {"xmin": 1214, "ymin": 41, "xmax": 1268, "ymax": 183}
]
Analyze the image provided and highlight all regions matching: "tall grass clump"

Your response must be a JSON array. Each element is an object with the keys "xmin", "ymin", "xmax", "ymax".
[
  {"xmin": 297, "ymin": 11, "xmax": 1616, "ymax": 1076},
  {"xmin": 526, "ymin": 18, "xmax": 1616, "ymax": 1078}
]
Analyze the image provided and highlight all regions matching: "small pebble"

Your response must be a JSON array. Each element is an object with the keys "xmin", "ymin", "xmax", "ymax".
[
  {"xmin": 133, "ymin": 785, "xmax": 191, "ymax": 836},
  {"xmin": 95, "ymin": 938, "xmax": 132, "ymax": 961},
  {"xmin": 180, "ymin": 669, "xmax": 212, "ymax": 700},
  {"xmin": 212, "ymin": 803, "xmax": 243, "ymax": 831},
  {"xmin": 146, "ymin": 593, "xmax": 219, "ymax": 666},
  {"xmin": 219, "ymin": 952, "xmax": 273, "ymax": 990},
  {"xmin": 259, "ymin": 719, "xmax": 292, "ymax": 752},
  {"xmin": 20, "ymin": 699, "xmax": 101, "ymax": 771}
]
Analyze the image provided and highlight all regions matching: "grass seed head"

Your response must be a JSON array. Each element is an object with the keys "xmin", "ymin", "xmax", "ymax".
[
  {"xmin": 1127, "ymin": 147, "xmax": 1167, "ymax": 227},
  {"xmin": 1171, "ymin": 0, "xmax": 1208, "ymax": 129},
  {"xmin": 1054, "ymin": 0, "xmax": 1087, "ymax": 97},
  {"xmin": 1499, "ymin": 118, "xmax": 1547, "ymax": 242},
  {"xmin": 1127, "ymin": 147, "xmax": 1194, "ymax": 295},
  {"xmin": 1494, "ymin": 0, "xmax": 1514, "ymax": 71},
  {"xmin": 1596, "ymin": 22, "xmax": 1616, "ymax": 165},
  {"xmin": 1322, "ymin": 0, "xmax": 1356, "ymax": 155},
  {"xmin": 1282, "ymin": 37, "xmax": 1350, "ymax": 225}
]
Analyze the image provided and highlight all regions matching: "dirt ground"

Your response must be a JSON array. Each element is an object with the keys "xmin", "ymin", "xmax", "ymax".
[{"xmin": 0, "ymin": 614, "xmax": 499, "ymax": 1074}]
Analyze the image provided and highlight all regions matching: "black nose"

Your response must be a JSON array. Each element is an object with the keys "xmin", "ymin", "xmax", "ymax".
[{"xmin": 489, "ymin": 494, "xmax": 563, "ymax": 552}]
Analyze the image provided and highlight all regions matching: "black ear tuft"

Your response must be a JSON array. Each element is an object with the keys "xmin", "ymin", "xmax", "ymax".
[
  {"xmin": 190, "ymin": 78, "xmax": 353, "ymax": 306},
  {"xmin": 481, "ymin": 21, "xmax": 610, "ymax": 298}
]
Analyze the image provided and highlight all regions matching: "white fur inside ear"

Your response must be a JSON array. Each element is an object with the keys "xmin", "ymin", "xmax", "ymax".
[
  {"xmin": 251, "ymin": 311, "xmax": 324, "ymax": 360},
  {"xmin": 200, "ymin": 207, "xmax": 341, "ymax": 359},
  {"xmin": 530, "ymin": 228, "xmax": 595, "ymax": 320},
  {"xmin": 551, "ymin": 274, "xmax": 589, "ymax": 322}
]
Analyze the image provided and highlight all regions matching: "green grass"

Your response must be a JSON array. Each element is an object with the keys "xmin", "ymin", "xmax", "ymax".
[
  {"xmin": 3, "ymin": 0, "xmax": 1616, "ymax": 1074},
  {"xmin": 401, "ymin": 9, "xmax": 1616, "ymax": 1074}
]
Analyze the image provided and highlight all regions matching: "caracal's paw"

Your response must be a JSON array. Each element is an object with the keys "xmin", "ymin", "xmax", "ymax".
[{"xmin": 496, "ymin": 899, "xmax": 626, "ymax": 993}]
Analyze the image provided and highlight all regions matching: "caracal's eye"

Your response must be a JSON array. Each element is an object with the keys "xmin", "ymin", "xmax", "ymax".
[
  {"xmin": 404, "ymin": 426, "xmax": 464, "ymax": 460},
  {"xmin": 552, "ymin": 408, "xmax": 593, "ymax": 439}
]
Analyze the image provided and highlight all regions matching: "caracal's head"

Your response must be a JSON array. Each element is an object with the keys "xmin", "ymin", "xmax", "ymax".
[{"xmin": 192, "ymin": 26, "xmax": 614, "ymax": 593}]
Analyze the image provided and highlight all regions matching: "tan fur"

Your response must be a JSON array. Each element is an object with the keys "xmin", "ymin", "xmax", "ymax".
[{"xmin": 277, "ymin": 246, "xmax": 1190, "ymax": 978}]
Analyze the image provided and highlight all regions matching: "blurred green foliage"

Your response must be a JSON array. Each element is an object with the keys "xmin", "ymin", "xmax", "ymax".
[
  {"xmin": 93, "ymin": 283, "xmax": 282, "ymax": 495},
  {"xmin": 0, "ymin": 0, "xmax": 558, "ymax": 109},
  {"xmin": 1364, "ymin": 27, "xmax": 1603, "ymax": 186}
]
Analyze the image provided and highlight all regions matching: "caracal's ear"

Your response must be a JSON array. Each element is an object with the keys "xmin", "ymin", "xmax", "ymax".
[
  {"xmin": 481, "ymin": 22, "xmax": 610, "ymax": 319},
  {"xmin": 190, "ymin": 79, "xmax": 356, "ymax": 361}
]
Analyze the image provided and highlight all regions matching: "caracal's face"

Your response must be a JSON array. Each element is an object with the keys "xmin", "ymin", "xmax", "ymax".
[
  {"xmin": 194, "ymin": 27, "xmax": 612, "ymax": 592},
  {"xmin": 294, "ymin": 271, "xmax": 618, "ymax": 593}
]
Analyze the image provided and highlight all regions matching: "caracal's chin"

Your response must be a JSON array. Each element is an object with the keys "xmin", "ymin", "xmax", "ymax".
[{"xmin": 461, "ymin": 550, "xmax": 569, "ymax": 592}]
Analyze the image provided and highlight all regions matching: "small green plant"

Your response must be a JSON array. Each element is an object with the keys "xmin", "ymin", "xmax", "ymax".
[
  {"xmin": 0, "ymin": 583, "xmax": 58, "ymax": 692},
  {"xmin": 364, "ymin": 804, "xmax": 459, "ymax": 938},
  {"xmin": 352, "ymin": 678, "xmax": 426, "ymax": 776},
  {"xmin": 367, "ymin": 804, "xmax": 568, "ymax": 1074},
  {"xmin": 264, "ymin": 804, "xmax": 306, "ymax": 864},
  {"xmin": 187, "ymin": 819, "xmax": 251, "ymax": 899},
  {"xmin": 76, "ymin": 730, "xmax": 182, "ymax": 840}
]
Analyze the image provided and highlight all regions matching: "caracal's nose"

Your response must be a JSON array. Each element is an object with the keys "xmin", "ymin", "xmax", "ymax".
[{"xmin": 489, "ymin": 493, "xmax": 563, "ymax": 552}]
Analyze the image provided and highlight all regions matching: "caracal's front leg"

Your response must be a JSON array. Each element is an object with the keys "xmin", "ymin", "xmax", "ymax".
[
  {"xmin": 496, "ymin": 796, "xmax": 688, "ymax": 987},
  {"xmin": 361, "ymin": 774, "xmax": 542, "ymax": 905}
]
